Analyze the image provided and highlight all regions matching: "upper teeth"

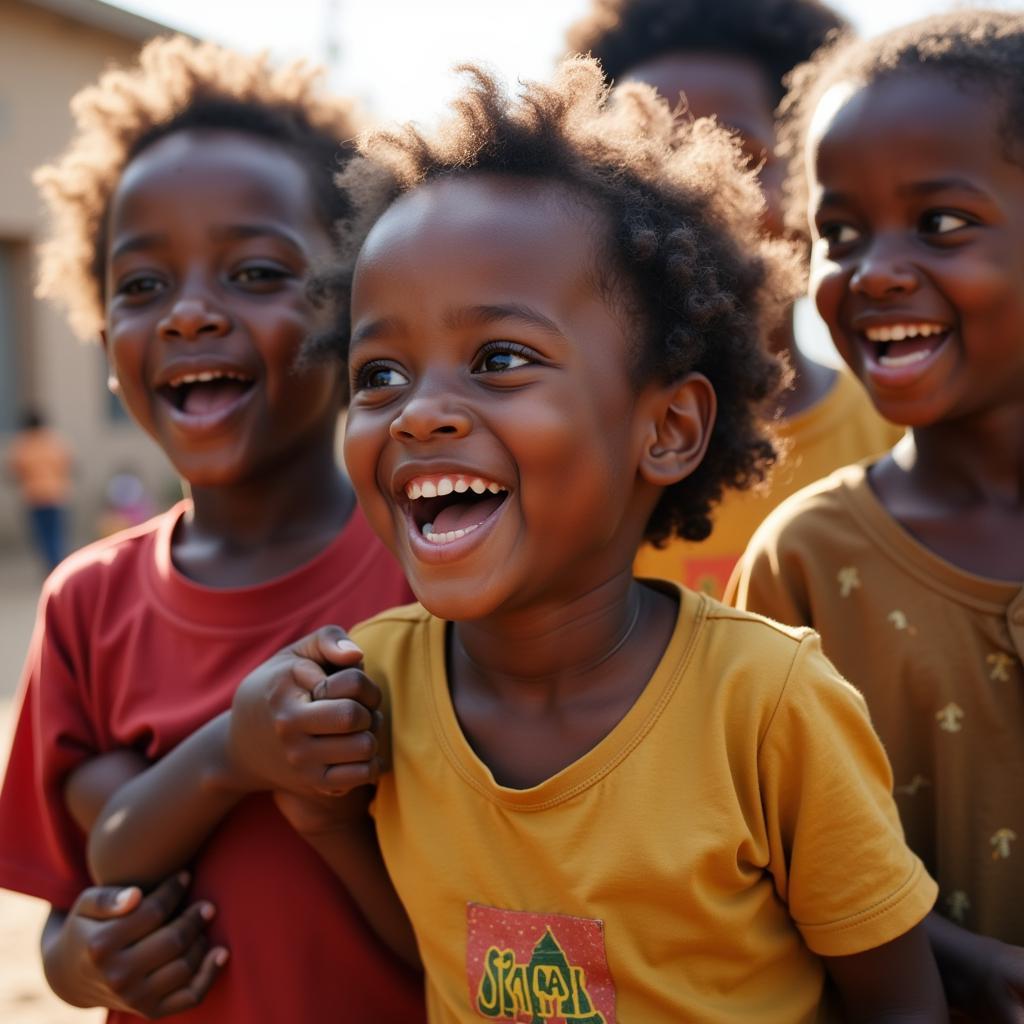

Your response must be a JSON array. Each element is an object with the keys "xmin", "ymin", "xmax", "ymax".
[
  {"xmin": 405, "ymin": 475, "xmax": 507, "ymax": 500},
  {"xmin": 168, "ymin": 370, "xmax": 250, "ymax": 387},
  {"xmin": 864, "ymin": 324, "xmax": 945, "ymax": 343}
]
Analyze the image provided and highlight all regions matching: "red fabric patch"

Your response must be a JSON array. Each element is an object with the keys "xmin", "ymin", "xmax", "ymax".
[
  {"xmin": 466, "ymin": 903, "xmax": 616, "ymax": 1023},
  {"xmin": 683, "ymin": 554, "xmax": 740, "ymax": 598}
]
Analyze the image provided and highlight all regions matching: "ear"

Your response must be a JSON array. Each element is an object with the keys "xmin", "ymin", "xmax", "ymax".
[
  {"xmin": 99, "ymin": 329, "xmax": 120, "ymax": 394},
  {"xmin": 638, "ymin": 372, "xmax": 716, "ymax": 488}
]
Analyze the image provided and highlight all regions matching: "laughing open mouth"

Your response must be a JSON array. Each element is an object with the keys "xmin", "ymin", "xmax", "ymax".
[
  {"xmin": 862, "ymin": 322, "xmax": 949, "ymax": 369},
  {"xmin": 159, "ymin": 369, "xmax": 255, "ymax": 417},
  {"xmin": 404, "ymin": 474, "xmax": 509, "ymax": 545}
]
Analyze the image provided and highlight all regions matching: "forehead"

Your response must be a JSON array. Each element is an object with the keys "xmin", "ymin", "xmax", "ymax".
[
  {"xmin": 354, "ymin": 176, "xmax": 609, "ymax": 313},
  {"xmin": 622, "ymin": 51, "xmax": 775, "ymax": 130},
  {"xmin": 809, "ymin": 72, "xmax": 1011, "ymax": 191},
  {"xmin": 109, "ymin": 129, "xmax": 320, "ymax": 235}
]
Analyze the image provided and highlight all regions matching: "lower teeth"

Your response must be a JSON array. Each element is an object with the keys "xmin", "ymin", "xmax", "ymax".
[
  {"xmin": 878, "ymin": 349, "xmax": 931, "ymax": 368},
  {"xmin": 420, "ymin": 522, "xmax": 480, "ymax": 544}
]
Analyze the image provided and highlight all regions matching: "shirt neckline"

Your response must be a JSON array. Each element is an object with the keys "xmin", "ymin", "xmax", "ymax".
[
  {"xmin": 423, "ymin": 582, "xmax": 706, "ymax": 810},
  {"xmin": 143, "ymin": 499, "xmax": 380, "ymax": 633},
  {"xmin": 837, "ymin": 462, "xmax": 1022, "ymax": 611}
]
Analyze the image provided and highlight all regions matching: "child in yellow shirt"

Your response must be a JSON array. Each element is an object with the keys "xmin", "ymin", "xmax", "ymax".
[
  {"xmin": 246, "ymin": 58, "xmax": 943, "ymax": 1021},
  {"xmin": 570, "ymin": 0, "xmax": 901, "ymax": 597}
]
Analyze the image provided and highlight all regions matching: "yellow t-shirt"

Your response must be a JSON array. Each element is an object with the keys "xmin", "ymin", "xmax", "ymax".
[
  {"xmin": 634, "ymin": 370, "xmax": 901, "ymax": 599},
  {"xmin": 355, "ymin": 586, "xmax": 936, "ymax": 1024},
  {"xmin": 728, "ymin": 461, "xmax": 1024, "ymax": 943}
]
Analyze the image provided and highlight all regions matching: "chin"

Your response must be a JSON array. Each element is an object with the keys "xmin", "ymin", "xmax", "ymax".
[{"xmin": 407, "ymin": 576, "xmax": 503, "ymax": 622}]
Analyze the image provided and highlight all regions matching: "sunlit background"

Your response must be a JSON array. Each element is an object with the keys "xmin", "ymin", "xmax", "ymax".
[{"xmin": 115, "ymin": 0, "xmax": 1019, "ymax": 125}]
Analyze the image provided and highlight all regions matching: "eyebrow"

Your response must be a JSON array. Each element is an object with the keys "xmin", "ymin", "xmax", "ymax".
[
  {"xmin": 817, "ymin": 178, "xmax": 990, "ymax": 208},
  {"xmin": 895, "ymin": 178, "xmax": 990, "ymax": 200},
  {"xmin": 109, "ymin": 223, "xmax": 304, "ymax": 261},
  {"xmin": 442, "ymin": 303, "xmax": 563, "ymax": 336},
  {"xmin": 351, "ymin": 303, "xmax": 565, "ymax": 350}
]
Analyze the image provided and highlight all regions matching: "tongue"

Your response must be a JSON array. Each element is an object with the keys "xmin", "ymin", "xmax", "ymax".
[
  {"xmin": 182, "ymin": 380, "xmax": 249, "ymax": 417},
  {"xmin": 879, "ymin": 335, "xmax": 942, "ymax": 364},
  {"xmin": 432, "ymin": 494, "xmax": 504, "ymax": 534}
]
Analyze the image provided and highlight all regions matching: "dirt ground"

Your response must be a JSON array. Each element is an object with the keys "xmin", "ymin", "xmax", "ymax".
[{"xmin": 0, "ymin": 551, "xmax": 102, "ymax": 1022}]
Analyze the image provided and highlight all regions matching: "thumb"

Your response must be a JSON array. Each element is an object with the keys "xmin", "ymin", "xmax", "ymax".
[
  {"xmin": 289, "ymin": 626, "xmax": 363, "ymax": 672},
  {"xmin": 72, "ymin": 885, "xmax": 142, "ymax": 920}
]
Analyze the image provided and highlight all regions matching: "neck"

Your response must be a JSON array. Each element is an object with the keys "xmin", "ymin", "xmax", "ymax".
[
  {"xmin": 183, "ymin": 434, "xmax": 353, "ymax": 551},
  {"xmin": 896, "ymin": 405, "xmax": 1024, "ymax": 507},
  {"xmin": 771, "ymin": 309, "xmax": 836, "ymax": 418},
  {"xmin": 452, "ymin": 573, "xmax": 655, "ymax": 701}
]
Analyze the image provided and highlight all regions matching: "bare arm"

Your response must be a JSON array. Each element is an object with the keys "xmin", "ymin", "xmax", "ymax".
[
  {"xmin": 824, "ymin": 922, "xmax": 946, "ymax": 1022},
  {"xmin": 84, "ymin": 712, "xmax": 248, "ymax": 886},
  {"xmin": 85, "ymin": 627, "xmax": 378, "ymax": 887},
  {"xmin": 47, "ymin": 752, "xmax": 225, "ymax": 1015},
  {"xmin": 926, "ymin": 911, "xmax": 1024, "ymax": 1021},
  {"xmin": 275, "ymin": 789, "xmax": 420, "ymax": 971}
]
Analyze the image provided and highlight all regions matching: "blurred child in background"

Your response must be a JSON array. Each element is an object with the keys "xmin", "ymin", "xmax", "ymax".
[
  {"xmin": 0, "ymin": 37, "xmax": 421, "ymax": 1022},
  {"xmin": 730, "ymin": 11, "xmax": 1024, "ymax": 1020},
  {"xmin": 569, "ymin": 0, "xmax": 902, "ymax": 598},
  {"xmin": 6, "ymin": 408, "xmax": 74, "ymax": 572}
]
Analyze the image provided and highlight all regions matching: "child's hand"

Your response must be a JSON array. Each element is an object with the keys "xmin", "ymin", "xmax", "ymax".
[
  {"xmin": 43, "ymin": 872, "xmax": 227, "ymax": 1017},
  {"xmin": 227, "ymin": 626, "xmax": 383, "ymax": 799}
]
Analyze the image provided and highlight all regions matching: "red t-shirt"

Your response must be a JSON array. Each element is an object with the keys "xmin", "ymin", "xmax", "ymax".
[{"xmin": 0, "ymin": 501, "xmax": 423, "ymax": 1023}]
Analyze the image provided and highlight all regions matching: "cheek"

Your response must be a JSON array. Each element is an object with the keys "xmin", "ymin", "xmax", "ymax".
[
  {"xmin": 343, "ymin": 413, "xmax": 393, "ymax": 517},
  {"xmin": 810, "ymin": 255, "xmax": 846, "ymax": 335}
]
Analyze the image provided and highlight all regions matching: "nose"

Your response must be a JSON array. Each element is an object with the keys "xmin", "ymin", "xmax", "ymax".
[
  {"xmin": 389, "ymin": 390, "xmax": 472, "ymax": 442},
  {"xmin": 850, "ymin": 237, "xmax": 918, "ymax": 300},
  {"xmin": 157, "ymin": 295, "xmax": 230, "ymax": 342}
]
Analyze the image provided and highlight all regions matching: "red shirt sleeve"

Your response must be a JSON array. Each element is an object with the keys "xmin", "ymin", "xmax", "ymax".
[{"xmin": 0, "ymin": 583, "xmax": 98, "ymax": 908}]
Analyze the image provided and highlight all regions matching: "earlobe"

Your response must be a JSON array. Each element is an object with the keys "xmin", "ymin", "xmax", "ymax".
[
  {"xmin": 99, "ymin": 330, "xmax": 120, "ymax": 394},
  {"xmin": 640, "ymin": 372, "xmax": 716, "ymax": 487}
]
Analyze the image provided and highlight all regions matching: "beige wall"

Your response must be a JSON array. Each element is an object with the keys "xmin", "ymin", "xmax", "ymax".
[{"xmin": 0, "ymin": 1, "xmax": 178, "ymax": 551}]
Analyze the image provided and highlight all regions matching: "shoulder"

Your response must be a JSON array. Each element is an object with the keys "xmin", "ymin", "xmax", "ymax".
[
  {"xmin": 745, "ymin": 461, "xmax": 870, "ymax": 558},
  {"xmin": 698, "ymin": 599, "xmax": 820, "ymax": 683},
  {"xmin": 40, "ymin": 508, "xmax": 171, "ymax": 611},
  {"xmin": 351, "ymin": 602, "xmax": 432, "ymax": 651},
  {"xmin": 689, "ymin": 597, "xmax": 868, "ymax": 743}
]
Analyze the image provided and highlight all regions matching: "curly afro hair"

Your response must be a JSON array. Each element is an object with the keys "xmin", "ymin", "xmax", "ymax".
[
  {"xmin": 778, "ymin": 9, "xmax": 1024, "ymax": 237},
  {"xmin": 566, "ymin": 0, "xmax": 848, "ymax": 106},
  {"xmin": 34, "ymin": 35, "xmax": 362, "ymax": 341},
  {"xmin": 306, "ymin": 57, "xmax": 799, "ymax": 546}
]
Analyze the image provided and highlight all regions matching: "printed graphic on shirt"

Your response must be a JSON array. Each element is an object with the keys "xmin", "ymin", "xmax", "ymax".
[
  {"xmin": 466, "ymin": 903, "xmax": 615, "ymax": 1023},
  {"xmin": 682, "ymin": 555, "xmax": 739, "ymax": 599}
]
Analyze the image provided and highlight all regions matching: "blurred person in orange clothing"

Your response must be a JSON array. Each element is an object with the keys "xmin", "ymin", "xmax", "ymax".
[{"xmin": 6, "ymin": 409, "xmax": 73, "ymax": 572}]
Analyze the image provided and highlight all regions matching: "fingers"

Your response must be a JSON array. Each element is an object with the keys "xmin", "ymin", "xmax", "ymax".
[
  {"xmin": 311, "ymin": 667, "xmax": 381, "ymax": 711},
  {"xmin": 287, "ymin": 626, "xmax": 363, "ymax": 674},
  {"xmin": 96, "ymin": 873, "xmax": 191, "ymax": 948},
  {"xmin": 120, "ymin": 898, "xmax": 216, "ymax": 976},
  {"xmin": 72, "ymin": 884, "xmax": 142, "ymax": 921},
  {"xmin": 299, "ymin": 695, "xmax": 376, "ymax": 736},
  {"xmin": 151, "ymin": 945, "xmax": 229, "ymax": 1017}
]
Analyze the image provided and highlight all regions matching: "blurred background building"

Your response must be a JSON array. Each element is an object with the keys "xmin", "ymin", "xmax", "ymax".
[{"xmin": 0, "ymin": 0, "xmax": 182, "ymax": 551}]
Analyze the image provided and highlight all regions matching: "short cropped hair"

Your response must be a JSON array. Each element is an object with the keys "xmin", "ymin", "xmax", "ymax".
[
  {"xmin": 307, "ymin": 58, "xmax": 799, "ymax": 545},
  {"xmin": 35, "ymin": 35, "xmax": 362, "ymax": 340},
  {"xmin": 567, "ymin": 0, "xmax": 847, "ymax": 105},
  {"xmin": 779, "ymin": 10, "xmax": 1024, "ymax": 235}
]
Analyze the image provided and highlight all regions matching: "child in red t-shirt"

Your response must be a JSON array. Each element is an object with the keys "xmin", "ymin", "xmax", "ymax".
[{"xmin": 0, "ymin": 37, "xmax": 421, "ymax": 1022}]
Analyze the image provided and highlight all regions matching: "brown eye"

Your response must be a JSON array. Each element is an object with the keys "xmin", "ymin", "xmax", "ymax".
[{"xmin": 919, "ymin": 212, "xmax": 969, "ymax": 235}]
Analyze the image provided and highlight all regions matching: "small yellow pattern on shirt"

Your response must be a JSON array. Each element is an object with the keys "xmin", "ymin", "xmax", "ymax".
[
  {"xmin": 837, "ymin": 567, "xmax": 861, "ymax": 598},
  {"xmin": 987, "ymin": 652, "xmax": 1014, "ymax": 682},
  {"xmin": 895, "ymin": 774, "xmax": 930, "ymax": 796},
  {"xmin": 991, "ymin": 829, "xmax": 1017, "ymax": 860},
  {"xmin": 945, "ymin": 891, "xmax": 970, "ymax": 923},
  {"xmin": 936, "ymin": 703, "xmax": 964, "ymax": 733}
]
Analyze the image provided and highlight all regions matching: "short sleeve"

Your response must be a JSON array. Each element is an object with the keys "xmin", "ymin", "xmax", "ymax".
[
  {"xmin": 759, "ymin": 634, "xmax": 937, "ymax": 957},
  {"xmin": 0, "ymin": 586, "xmax": 98, "ymax": 908}
]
